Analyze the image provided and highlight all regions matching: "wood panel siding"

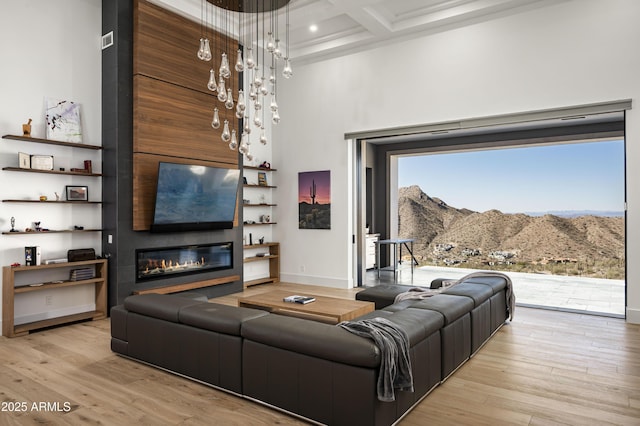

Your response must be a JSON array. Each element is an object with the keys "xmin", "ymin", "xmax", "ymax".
[
  {"xmin": 132, "ymin": 0, "xmax": 240, "ymax": 230},
  {"xmin": 133, "ymin": 75, "xmax": 237, "ymax": 163}
]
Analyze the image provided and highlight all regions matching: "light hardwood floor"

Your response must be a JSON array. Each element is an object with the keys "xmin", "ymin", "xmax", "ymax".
[{"xmin": 1, "ymin": 282, "xmax": 639, "ymax": 425}]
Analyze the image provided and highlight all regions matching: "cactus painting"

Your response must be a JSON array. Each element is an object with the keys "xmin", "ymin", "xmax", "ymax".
[{"xmin": 298, "ymin": 170, "xmax": 331, "ymax": 229}]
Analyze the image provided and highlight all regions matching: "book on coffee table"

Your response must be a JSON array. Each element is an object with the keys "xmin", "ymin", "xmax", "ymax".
[{"xmin": 283, "ymin": 295, "xmax": 316, "ymax": 304}]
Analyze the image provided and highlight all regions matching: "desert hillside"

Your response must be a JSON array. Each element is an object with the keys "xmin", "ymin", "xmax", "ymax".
[{"xmin": 398, "ymin": 186, "xmax": 625, "ymax": 278}]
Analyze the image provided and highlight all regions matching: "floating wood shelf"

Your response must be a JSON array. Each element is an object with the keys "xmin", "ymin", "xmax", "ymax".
[
  {"xmin": 243, "ymin": 165, "xmax": 277, "ymax": 172},
  {"xmin": 2, "ymin": 199, "xmax": 102, "ymax": 204},
  {"xmin": 2, "ymin": 134, "xmax": 103, "ymax": 150},
  {"xmin": 2, "ymin": 167, "xmax": 102, "ymax": 177},
  {"xmin": 2, "ymin": 229, "xmax": 103, "ymax": 235},
  {"xmin": 244, "ymin": 184, "xmax": 277, "ymax": 189}
]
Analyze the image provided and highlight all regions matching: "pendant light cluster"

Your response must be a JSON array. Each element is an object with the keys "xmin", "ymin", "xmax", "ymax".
[{"xmin": 197, "ymin": 0, "xmax": 293, "ymax": 162}]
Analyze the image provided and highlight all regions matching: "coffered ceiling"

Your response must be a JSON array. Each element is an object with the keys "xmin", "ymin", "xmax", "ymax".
[{"xmin": 150, "ymin": 0, "xmax": 564, "ymax": 64}]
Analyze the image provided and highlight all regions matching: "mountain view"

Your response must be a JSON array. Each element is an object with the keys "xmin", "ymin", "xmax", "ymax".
[{"xmin": 398, "ymin": 185, "xmax": 625, "ymax": 279}]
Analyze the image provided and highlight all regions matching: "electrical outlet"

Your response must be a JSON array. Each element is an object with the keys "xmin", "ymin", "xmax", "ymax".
[{"xmin": 45, "ymin": 295, "xmax": 53, "ymax": 306}]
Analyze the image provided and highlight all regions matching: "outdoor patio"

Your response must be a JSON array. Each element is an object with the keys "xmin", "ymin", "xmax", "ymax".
[{"xmin": 364, "ymin": 264, "xmax": 625, "ymax": 318}]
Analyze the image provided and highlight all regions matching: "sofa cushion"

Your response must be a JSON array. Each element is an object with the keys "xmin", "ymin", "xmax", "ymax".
[
  {"xmin": 179, "ymin": 302, "xmax": 268, "ymax": 335},
  {"xmin": 405, "ymin": 294, "xmax": 474, "ymax": 325},
  {"xmin": 443, "ymin": 282, "xmax": 493, "ymax": 306},
  {"xmin": 356, "ymin": 285, "xmax": 415, "ymax": 309},
  {"xmin": 241, "ymin": 314, "xmax": 381, "ymax": 368},
  {"xmin": 123, "ymin": 294, "xmax": 205, "ymax": 323},
  {"xmin": 353, "ymin": 308, "xmax": 444, "ymax": 346},
  {"xmin": 462, "ymin": 276, "xmax": 507, "ymax": 294}
]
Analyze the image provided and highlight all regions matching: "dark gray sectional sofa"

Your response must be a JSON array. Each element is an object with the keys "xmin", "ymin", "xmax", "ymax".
[{"xmin": 110, "ymin": 273, "xmax": 511, "ymax": 425}]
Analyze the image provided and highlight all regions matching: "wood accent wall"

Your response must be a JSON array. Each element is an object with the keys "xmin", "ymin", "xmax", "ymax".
[{"xmin": 133, "ymin": 0, "xmax": 239, "ymax": 230}]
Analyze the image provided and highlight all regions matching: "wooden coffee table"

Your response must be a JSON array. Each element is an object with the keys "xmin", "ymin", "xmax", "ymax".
[{"xmin": 237, "ymin": 290, "xmax": 374, "ymax": 324}]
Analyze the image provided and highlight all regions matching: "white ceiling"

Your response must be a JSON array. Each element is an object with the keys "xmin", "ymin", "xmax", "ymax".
[{"xmin": 150, "ymin": 0, "xmax": 564, "ymax": 65}]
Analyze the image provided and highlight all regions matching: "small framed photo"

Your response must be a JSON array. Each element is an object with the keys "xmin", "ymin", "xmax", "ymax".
[
  {"xmin": 258, "ymin": 171, "xmax": 268, "ymax": 186},
  {"xmin": 18, "ymin": 152, "xmax": 31, "ymax": 169},
  {"xmin": 66, "ymin": 185, "xmax": 88, "ymax": 202}
]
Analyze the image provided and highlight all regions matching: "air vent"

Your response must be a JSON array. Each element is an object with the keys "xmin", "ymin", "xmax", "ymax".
[{"xmin": 102, "ymin": 31, "xmax": 114, "ymax": 50}]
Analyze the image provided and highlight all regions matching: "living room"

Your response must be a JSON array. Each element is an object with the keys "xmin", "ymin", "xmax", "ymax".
[{"xmin": 1, "ymin": 0, "xmax": 639, "ymax": 424}]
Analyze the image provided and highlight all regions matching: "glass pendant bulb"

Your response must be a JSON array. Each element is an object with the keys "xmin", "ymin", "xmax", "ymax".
[
  {"xmin": 235, "ymin": 49, "xmax": 244, "ymax": 72},
  {"xmin": 254, "ymin": 97, "xmax": 262, "ymax": 111},
  {"xmin": 220, "ymin": 53, "xmax": 230, "ymax": 79},
  {"xmin": 225, "ymin": 89, "xmax": 234, "ymax": 109},
  {"xmin": 272, "ymin": 110, "xmax": 281, "ymax": 125},
  {"xmin": 260, "ymin": 80, "xmax": 269, "ymax": 96},
  {"xmin": 229, "ymin": 129, "xmax": 238, "ymax": 150},
  {"xmin": 197, "ymin": 38, "xmax": 206, "ymax": 60},
  {"xmin": 266, "ymin": 32, "xmax": 276, "ymax": 53},
  {"xmin": 260, "ymin": 127, "xmax": 268, "ymax": 145},
  {"xmin": 217, "ymin": 79, "xmax": 227, "ymax": 102},
  {"xmin": 269, "ymin": 69, "xmax": 277, "ymax": 85},
  {"xmin": 211, "ymin": 107, "xmax": 220, "ymax": 129},
  {"xmin": 282, "ymin": 58, "xmax": 293, "ymax": 79},
  {"xmin": 235, "ymin": 108, "xmax": 244, "ymax": 119},
  {"xmin": 237, "ymin": 89, "xmax": 246, "ymax": 111},
  {"xmin": 249, "ymin": 86, "xmax": 257, "ymax": 101},
  {"xmin": 239, "ymin": 132, "xmax": 249, "ymax": 154},
  {"xmin": 207, "ymin": 69, "xmax": 217, "ymax": 92},
  {"xmin": 274, "ymin": 40, "xmax": 282, "ymax": 59},
  {"xmin": 253, "ymin": 70, "xmax": 262, "ymax": 88},
  {"xmin": 244, "ymin": 119, "xmax": 251, "ymax": 134},
  {"xmin": 221, "ymin": 120, "xmax": 231, "ymax": 142},
  {"xmin": 246, "ymin": 152, "xmax": 254, "ymax": 162},
  {"xmin": 246, "ymin": 48, "xmax": 255, "ymax": 69},
  {"xmin": 254, "ymin": 115, "xmax": 262, "ymax": 128},
  {"xmin": 270, "ymin": 97, "xmax": 278, "ymax": 112},
  {"xmin": 202, "ymin": 38, "xmax": 212, "ymax": 61}
]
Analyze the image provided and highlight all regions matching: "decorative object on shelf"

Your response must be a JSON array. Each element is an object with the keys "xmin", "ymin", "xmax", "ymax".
[
  {"xmin": 197, "ymin": 0, "xmax": 293, "ymax": 161},
  {"xmin": 22, "ymin": 118, "xmax": 32, "ymax": 136},
  {"xmin": 66, "ymin": 185, "xmax": 88, "ymax": 202},
  {"xmin": 259, "ymin": 161, "xmax": 271, "ymax": 170},
  {"xmin": 55, "ymin": 192, "xmax": 60, "ymax": 201},
  {"xmin": 39, "ymin": 195, "xmax": 47, "ymax": 201},
  {"xmin": 258, "ymin": 237, "xmax": 265, "ymax": 244},
  {"xmin": 243, "ymin": 177, "xmax": 248, "ymax": 185},
  {"xmin": 84, "ymin": 160, "xmax": 92, "ymax": 173},
  {"xmin": 10, "ymin": 216, "xmax": 18, "ymax": 232},
  {"xmin": 18, "ymin": 152, "xmax": 30, "ymax": 169},
  {"xmin": 261, "ymin": 214, "xmax": 271, "ymax": 223},
  {"xmin": 30, "ymin": 155, "xmax": 54, "ymax": 170},
  {"xmin": 45, "ymin": 98, "xmax": 82, "ymax": 143},
  {"xmin": 258, "ymin": 171, "xmax": 268, "ymax": 186},
  {"xmin": 67, "ymin": 248, "xmax": 96, "ymax": 262},
  {"xmin": 298, "ymin": 170, "xmax": 331, "ymax": 230},
  {"xmin": 243, "ymin": 198, "xmax": 250, "ymax": 204},
  {"xmin": 24, "ymin": 246, "xmax": 40, "ymax": 266}
]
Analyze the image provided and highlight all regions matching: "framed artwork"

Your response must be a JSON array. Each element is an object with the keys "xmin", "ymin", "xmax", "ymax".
[
  {"xmin": 66, "ymin": 185, "xmax": 88, "ymax": 202},
  {"xmin": 45, "ymin": 98, "xmax": 83, "ymax": 143},
  {"xmin": 298, "ymin": 170, "xmax": 331, "ymax": 229},
  {"xmin": 18, "ymin": 152, "xmax": 30, "ymax": 169},
  {"xmin": 258, "ymin": 171, "xmax": 268, "ymax": 186}
]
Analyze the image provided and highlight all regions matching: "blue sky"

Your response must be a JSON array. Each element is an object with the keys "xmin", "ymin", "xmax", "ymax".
[{"xmin": 398, "ymin": 140, "xmax": 625, "ymax": 214}]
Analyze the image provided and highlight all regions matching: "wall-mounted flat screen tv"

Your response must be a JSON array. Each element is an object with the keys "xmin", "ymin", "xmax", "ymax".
[{"xmin": 150, "ymin": 162, "xmax": 240, "ymax": 232}]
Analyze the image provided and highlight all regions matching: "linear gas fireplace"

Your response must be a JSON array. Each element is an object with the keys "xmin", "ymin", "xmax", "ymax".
[{"xmin": 136, "ymin": 242, "xmax": 233, "ymax": 282}]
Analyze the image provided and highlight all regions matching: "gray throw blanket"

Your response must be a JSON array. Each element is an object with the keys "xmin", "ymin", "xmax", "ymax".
[
  {"xmin": 393, "ymin": 271, "xmax": 516, "ymax": 321},
  {"xmin": 338, "ymin": 317, "xmax": 413, "ymax": 402}
]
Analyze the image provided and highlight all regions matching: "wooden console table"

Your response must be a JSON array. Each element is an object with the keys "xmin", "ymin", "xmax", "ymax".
[{"xmin": 2, "ymin": 259, "xmax": 107, "ymax": 337}]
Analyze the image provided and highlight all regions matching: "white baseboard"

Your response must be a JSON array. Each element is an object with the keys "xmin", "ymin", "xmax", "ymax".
[
  {"xmin": 626, "ymin": 307, "xmax": 640, "ymax": 324},
  {"xmin": 280, "ymin": 273, "xmax": 352, "ymax": 289}
]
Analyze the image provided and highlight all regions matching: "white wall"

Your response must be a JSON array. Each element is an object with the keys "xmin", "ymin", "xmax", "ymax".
[
  {"xmin": 274, "ymin": 0, "xmax": 640, "ymax": 322},
  {"xmin": 0, "ymin": 0, "xmax": 102, "ymax": 332}
]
